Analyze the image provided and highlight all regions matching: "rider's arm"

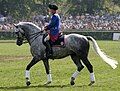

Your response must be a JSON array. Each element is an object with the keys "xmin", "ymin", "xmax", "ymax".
[{"xmin": 46, "ymin": 15, "xmax": 58, "ymax": 29}]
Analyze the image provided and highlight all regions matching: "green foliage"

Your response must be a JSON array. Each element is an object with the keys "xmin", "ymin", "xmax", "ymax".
[
  {"xmin": 0, "ymin": 0, "xmax": 119, "ymax": 20},
  {"xmin": 103, "ymin": 0, "xmax": 120, "ymax": 13},
  {"xmin": 0, "ymin": 0, "xmax": 36, "ymax": 19},
  {"xmin": 0, "ymin": 41, "xmax": 120, "ymax": 91},
  {"xmin": 112, "ymin": 0, "xmax": 120, "ymax": 6}
]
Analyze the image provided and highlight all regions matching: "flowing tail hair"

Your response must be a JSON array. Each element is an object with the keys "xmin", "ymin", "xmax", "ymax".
[{"xmin": 87, "ymin": 36, "xmax": 118, "ymax": 69}]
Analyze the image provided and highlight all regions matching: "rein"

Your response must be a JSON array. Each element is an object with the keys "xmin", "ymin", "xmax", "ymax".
[{"xmin": 25, "ymin": 31, "xmax": 44, "ymax": 45}]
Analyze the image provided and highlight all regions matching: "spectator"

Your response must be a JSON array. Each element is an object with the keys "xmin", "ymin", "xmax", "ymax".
[{"xmin": 0, "ymin": 13, "xmax": 120, "ymax": 31}]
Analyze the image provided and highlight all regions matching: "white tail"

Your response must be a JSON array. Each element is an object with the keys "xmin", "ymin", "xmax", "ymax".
[{"xmin": 87, "ymin": 36, "xmax": 118, "ymax": 69}]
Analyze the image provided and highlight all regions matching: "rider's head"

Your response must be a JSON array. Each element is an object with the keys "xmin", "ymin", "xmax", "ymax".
[{"xmin": 48, "ymin": 4, "xmax": 58, "ymax": 14}]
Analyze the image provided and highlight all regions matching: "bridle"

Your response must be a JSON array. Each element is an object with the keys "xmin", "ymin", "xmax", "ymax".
[{"xmin": 15, "ymin": 27, "xmax": 45, "ymax": 45}]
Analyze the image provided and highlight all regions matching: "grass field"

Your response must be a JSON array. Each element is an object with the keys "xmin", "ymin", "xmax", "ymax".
[{"xmin": 0, "ymin": 40, "xmax": 120, "ymax": 91}]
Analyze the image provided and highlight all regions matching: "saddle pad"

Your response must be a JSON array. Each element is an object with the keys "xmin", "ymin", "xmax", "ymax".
[{"xmin": 50, "ymin": 35, "xmax": 65, "ymax": 47}]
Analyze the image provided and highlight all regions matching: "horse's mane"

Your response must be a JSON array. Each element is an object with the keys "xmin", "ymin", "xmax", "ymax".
[{"xmin": 17, "ymin": 22, "xmax": 42, "ymax": 31}]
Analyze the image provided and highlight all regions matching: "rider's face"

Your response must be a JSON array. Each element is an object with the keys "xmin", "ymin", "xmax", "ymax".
[{"xmin": 49, "ymin": 9, "xmax": 56, "ymax": 15}]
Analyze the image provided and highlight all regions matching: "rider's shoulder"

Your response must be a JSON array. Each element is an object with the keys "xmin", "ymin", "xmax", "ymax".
[{"xmin": 53, "ymin": 13, "xmax": 60, "ymax": 19}]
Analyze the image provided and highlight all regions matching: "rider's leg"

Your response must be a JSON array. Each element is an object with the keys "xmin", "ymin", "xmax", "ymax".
[{"xmin": 44, "ymin": 35, "xmax": 53, "ymax": 58}]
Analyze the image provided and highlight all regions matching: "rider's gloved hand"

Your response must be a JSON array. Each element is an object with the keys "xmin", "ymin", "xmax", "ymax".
[{"xmin": 44, "ymin": 26, "xmax": 48, "ymax": 31}]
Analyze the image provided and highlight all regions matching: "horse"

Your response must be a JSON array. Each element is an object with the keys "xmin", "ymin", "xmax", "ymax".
[{"xmin": 14, "ymin": 22, "xmax": 118, "ymax": 86}]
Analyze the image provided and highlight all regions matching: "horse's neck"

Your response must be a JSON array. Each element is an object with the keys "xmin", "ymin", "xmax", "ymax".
[
  {"xmin": 26, "ymin": 30, "xmax": 43, "ymax": 45},
  {"xmin": 28, "ymin": 29, "xmax": 40, "ymax": 35}
]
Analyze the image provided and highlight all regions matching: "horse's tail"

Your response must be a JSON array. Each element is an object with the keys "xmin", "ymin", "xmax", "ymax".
[{"xmin": 86, "ymin": 36, "xmax": 118, "ymax": 69}]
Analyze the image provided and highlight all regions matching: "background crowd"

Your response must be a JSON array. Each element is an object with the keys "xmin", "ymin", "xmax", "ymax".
[
  {"xmin": 0, "ymin": 13, "xmax": 120, "ymax": 32},
  {"xmin": 61, "ymin": 13, "xmax": 120, "ymax": 31}
]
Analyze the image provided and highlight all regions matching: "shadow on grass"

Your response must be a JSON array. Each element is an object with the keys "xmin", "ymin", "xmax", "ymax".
[
  {"xmin": 0, "ymin": 84, "xmax": 104, "ymax": 90},
  {"xmin": 0, "ymin": 84, "xmax": 73, "ymax": 90}
]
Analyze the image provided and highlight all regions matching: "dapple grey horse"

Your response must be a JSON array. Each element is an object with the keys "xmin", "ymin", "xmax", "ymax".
[{"xmin": 14, "ymin": 22, "xmax": 118, "ymax": 86}]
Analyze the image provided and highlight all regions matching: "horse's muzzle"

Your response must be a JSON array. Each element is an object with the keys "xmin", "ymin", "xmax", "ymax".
[{"xmin": 16, "ymin": 39, "xmax": 23, "ymax": 46}]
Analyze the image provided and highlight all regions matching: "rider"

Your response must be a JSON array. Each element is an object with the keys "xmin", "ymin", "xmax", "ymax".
[{"xmin": 44, "ymin": 4, "xmax": 61, "ymax": 58}]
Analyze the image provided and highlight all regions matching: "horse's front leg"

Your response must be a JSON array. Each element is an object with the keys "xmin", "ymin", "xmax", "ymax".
[
  {"xmin": 25, "ymin": 57, "xmax": 40, "ymax": 86},
  {"xmin": 42, "ymin": 59, "xmax": 52, "ymax": 85}
]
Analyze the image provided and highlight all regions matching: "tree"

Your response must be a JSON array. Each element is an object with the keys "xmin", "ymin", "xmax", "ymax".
[
  {"xmin": 0, "ymin": 0, "xmax": 119, "ymax": 20},
  {"xmin": 0, "ymin": 0, "xmax": 36, "ymax": 19}
]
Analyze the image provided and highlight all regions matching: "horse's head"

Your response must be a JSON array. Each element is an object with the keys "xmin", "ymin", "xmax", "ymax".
[
  {"xmin": 14, "ymin": 22, "xmax": 43, "ymax": 46},
  {"xmin": 14, "ymin": 23, "xmax": 25, "ymax": 46}
]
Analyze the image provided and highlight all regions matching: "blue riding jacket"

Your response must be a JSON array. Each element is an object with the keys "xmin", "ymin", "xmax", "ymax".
[{"xmin": 47, "ymin": 13, "xmax": 61, "ymax": 42}]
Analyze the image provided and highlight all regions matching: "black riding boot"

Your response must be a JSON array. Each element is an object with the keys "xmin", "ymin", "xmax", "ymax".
[{"xmin": 45, "ymin": 40, "xmax": 53, "ymax": 58}]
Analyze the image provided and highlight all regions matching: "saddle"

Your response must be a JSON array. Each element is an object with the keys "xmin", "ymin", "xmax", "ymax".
[
  {"xmin": 43, "ymin": 33, "xmax": 65, "ymax": 48},
  {"xmin": 50, "ymin": 34, "xmax": 65, "ymax": 47}
]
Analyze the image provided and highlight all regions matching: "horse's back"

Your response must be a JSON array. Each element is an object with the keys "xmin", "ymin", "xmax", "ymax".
[
  {"xmin": 65, "ymin": 33, "xmax": 87, "ymax": 39},
  {"xmin": 65, "ymin": 33, "xmax": 88, "ymax": 45}
]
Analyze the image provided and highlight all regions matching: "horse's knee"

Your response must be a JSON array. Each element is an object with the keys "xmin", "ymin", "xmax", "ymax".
[{"xmin": 77, "ymin": 65, "xmax": 84, "ymax": 72}]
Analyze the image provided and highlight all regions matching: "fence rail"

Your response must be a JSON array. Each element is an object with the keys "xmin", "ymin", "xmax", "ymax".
[{"xmin": 0, "ymin": 31, "xmax": 120, "ymax": 40}]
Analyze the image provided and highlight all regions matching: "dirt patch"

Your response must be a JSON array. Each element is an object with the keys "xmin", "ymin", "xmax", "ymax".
[
  {"xmin": 0, "ymin": 40, "xmax": 16, "ymax": 43},
  {"xmin": 0, "ymin": 55, "xmax": 32, "ymax": 62}
]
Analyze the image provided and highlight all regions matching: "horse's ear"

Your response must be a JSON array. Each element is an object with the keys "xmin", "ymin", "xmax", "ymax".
[{"xmin": 13, "ymin": 24, "xmax": 18, "ymax": 28}]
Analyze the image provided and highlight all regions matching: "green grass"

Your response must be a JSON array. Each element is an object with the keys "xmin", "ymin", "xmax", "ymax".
[{"xmin": 0, "ymin": 40, "xmax": 120, "ymax": 91}]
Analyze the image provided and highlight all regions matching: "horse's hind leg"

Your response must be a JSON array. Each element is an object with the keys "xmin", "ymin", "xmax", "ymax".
[
  {"xmin": 81, "ymin": 57, "xmax": 95, "ymax": 86},
  {"xmin": 70, "ymin": 54, "xmax": 84, "ymax": 85}
]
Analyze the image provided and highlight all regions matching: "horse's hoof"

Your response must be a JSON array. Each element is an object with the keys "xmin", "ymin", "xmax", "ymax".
[
  {"xmin": 88, "ymin": 81, "xmax": 95, "ymax": 86},
  {"xmin": 26, "ymin": 81, "xmax": 31, "ymax": 86},
  {"xmin": 44, "ymin": 81, "xmax": 51, "ymax": 85},
  {"xmin": 70, "ymin": 80, "xmax": 75, "ymax": 85}
]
